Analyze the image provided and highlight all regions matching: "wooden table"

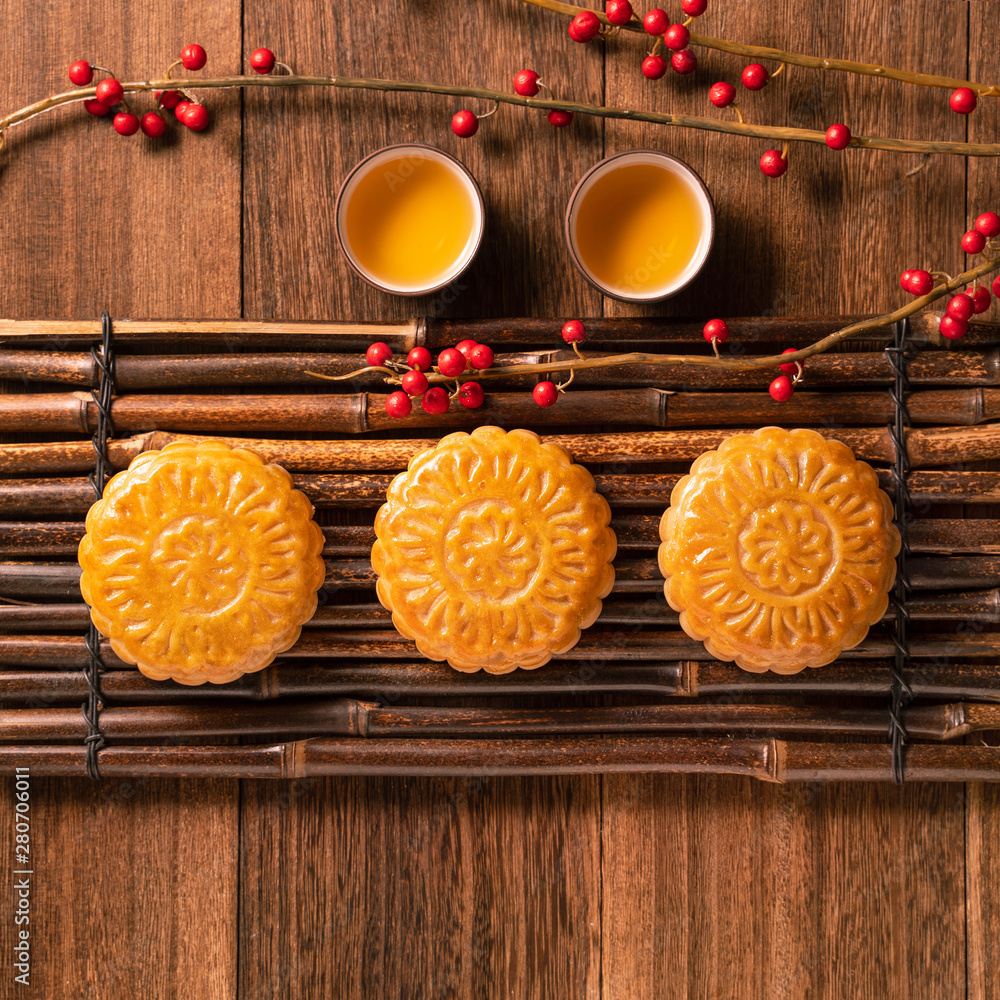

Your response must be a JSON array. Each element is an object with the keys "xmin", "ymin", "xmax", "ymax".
[{"xmin": 0, "ymin": 1, "xmax": 997, "ymax": 995}]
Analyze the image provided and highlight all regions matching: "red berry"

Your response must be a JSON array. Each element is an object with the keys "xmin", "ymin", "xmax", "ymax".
[
  {"xmin": 513, "ymin": 69, "xmax": 540, "ymax": 97},
  {"xmin": 741, "ymin": 64, "xmax": 768, "ymax": 90},
  {"xmin": 401, "ymin": 370, "xmax": 429, "ymax": 396},
  {"xmin": 83, "ymin": 98, "xmax": 110, "ymax": 117},
  {"xmin": 407, "ymin": 347, "xmax": 433, "ymax": 372},
  {"xmin": 548, "ymin": 110, "xmax": 574, "ymax": 127},
  {"xmin": 180, "ymin": 44, "xmax": 207, "ymax": 71},
  {"xmin": 568, "ymin": 10, "xmax": 602, "ymax": 42},
  {"xmin": 385, "ymin": 391, "xmax": 412, "ymax": 418},
  {"xmin": 366, "ymin": 342, "xmax": 393, "ymax": 366},
  {"xmin": 421, "ymin": 386, "xmax": 450, "ymax": 415},
  {"xmin": 112, "ymin": 112, "xmax": 140, "ymax": 136},
  {"xmin": 664, "ymin": 24, "xmax": 690, "ymax": 50},
  {"xmin": 779, "ymin": 348, "xmax": 800, "ymax": 375},
  {"xmin": 605, "ymin": 0, "xmax": 634, "ymax": 25},
  {"xmin": 181, "ymin": 103, "xmax": 210, "ymax": 131},
  {"xmin": 642, "ymin": 55, "xmax": 668, "ymax": 80},
  {"xmin": 95, "ymin": 78, "xmax": 124, "ymax": 106},
  {"xmin": 962, "ymin": 229, "xmax": 987, "ymax": 255},
  {"xmin": 174, "ymin": 101, "xmax": 193, "ymax": 121},
  {"xmin": 671, "ymin": 50, "xmax": 697, "ymax": 74},
  {"xmin": 759, "ymin": 150, "xmax": 788, "ymax": 178},
  {"xmin": 971, "ymin": 285, "xmax": 992, "ymax": 313},
  {"xmin": 768, "ymin": 375, "xmax": 794, "ymax": 402},
  {"xmin": 469, "ymin": 344, "xmax": 494, "ymax": 370},
  {"xmin": 458, "ymin": 381, "xmax": 485, "ymax": 409},
  {"xmin": 825, "ymin": 123, "xmax": 851, "ymax": 150},
  {"xmin": 68, "ymin": 60, "xmax": 93, "ymax": 86},
  {"xmin": 975, "ymin": 212, "xmax": 1000, "ymax": 238},
  {"xmin": 454, "ymin": 339, "xmax": 479, "ymax": 360},
  {"xmin": 938, "ymin": 316, "xmax": 968, "ymax": 340},
  {"xmin": 561, "ymin": 320, "xmax": 586, "ymax": 344},
  {"xmin": 156, "ymin": 90, "xmax": 182, "ymax": 110},
  {"xmin": 702, "ymin": 319, "xmax": 729, "ymax": 344},
  {"xmin": 993, "ymin": 275, "xmax": 1000, "ymax": 298},
  {"xmin": 140, "ymin": 112, "xmax": 167, "ymax": 138},
  {"xmin": 533, "ymin": 381, "xmax": 559, "ymax": 407},
  {"xmin": 451, "ymin": 110, "xmax": 479, "ymax": 138},
  {"xmin": 946, "ymin": 293, "xmax": 975, "ymax": 322},
  {"xmin": 906, "ymin": 270, "xmax": 933, "ymax": 296},
  {"xmin": 709, "ymin": 81, "xmax": 735, "ymax": 108},
  {"xmin": 950, "ymin": 87, "xmax": 977, "ymax": 114},
  {"xmin": 436, "ymin": 348, "xmax": 466, "ymax": 377},
  {"xmin": 899, "ymin": 270, "xmax": 915, "ymax": 291},
  {"xmin": 681, "ymin": 0, "xmax": 708, "ymax": 14},
  {"xmin": 643, "ymin": 8, "xmax": 668, "ymax": 34},
  {"xmin": 250, "ymin": 47, "xmax": 276, "ymax": 74}
]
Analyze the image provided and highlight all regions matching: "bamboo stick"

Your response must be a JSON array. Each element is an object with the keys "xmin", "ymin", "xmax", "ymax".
[
  {"xmin": 5, "ymin": 658, "xmax": 1000, "ymax": 704},
  {"xmin": 0, "ymin": 698, "xmax": 995, "ymax": 742},
  {"xmin": 0, "ymin": 737, "xmax": 997, "ymax": 781},
  {"xmin": 3, "ymin": 550, "xmax": 1000, "ymax": 602},
  {"xmin": 1, "ymin": 387, "xmax": 997, "ymax": 438},
  {"xmin": 6, "ymin": 423, "xmax": 1000, "ymax": 478},
  {"xmin": 1, "ymin": 314, "xmax": 996, "ymax": 349},
  {"xmin": 4, "ymin": 628, "xmax": 1000, "ymax": 669},
  {"xmin": 1, "ymin": 515, "xmax": 995, "ymax": 561},
  {"xmin": 1, "ymin": 467, "xmax": 998, "ymax": 517},
  {"xmin": 5, "ymin": 346, "xmax": 998, "ymax": 391},
  {"xmin": 2, "ymin": 587, "xmax": 999, "ymax": 636}
]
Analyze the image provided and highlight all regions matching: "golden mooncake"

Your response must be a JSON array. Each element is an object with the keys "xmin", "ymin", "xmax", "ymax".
[
  {"xmin": 372, "ymin": 426, "xmax": 617, "ymax": 673},
  {"xmin": 658, "ymin": 427, "xmax": 900, "ymax": 674},
  {"xmin": 78, "ymin": 440, "xmax": 325, "ymax": 685}
]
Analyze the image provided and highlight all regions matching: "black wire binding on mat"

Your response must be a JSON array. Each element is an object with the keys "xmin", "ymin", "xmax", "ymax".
[
  {"xmin": 885, "ymin": 317, "xmax": 914, "ymax": 784},
  {"xmin": 82, "ymin": 311, "xmax": 116, "ymax": 780}
]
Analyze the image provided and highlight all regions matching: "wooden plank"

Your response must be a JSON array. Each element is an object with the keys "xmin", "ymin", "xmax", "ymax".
[
  {"xmin": 0, "ymin": 1, "xmax": 243, "ymax": 997},
  {"xmin": 239, "ymin": 775, "xmax": 601, "ymax": 997},
  {"xmin": 0, "ymin": 776, "xmax": 239, "ymax": 997},
  {"xmin": 965, "ymin": 6, "xmax": 1000, "ymax": 997},
  {"xmin": 602, "ymin": 2, "xmax": 970, "ymax": 995},
  {"xmin": 239, "ymin": 0, "xmax": 606, "ymax": 997}
]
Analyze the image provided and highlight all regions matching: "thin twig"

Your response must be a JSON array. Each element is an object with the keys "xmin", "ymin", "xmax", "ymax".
[
  {"xmin": 311, "ymin": 256, "xmax": 1000, "ymax": 386},
  {"xmin": 516, "ymin": 0, "xmax": 1000, "ymax": 96},
  {"xmin": 2, "ymin": 74, "xmax": 1000, "ymax": 157}
]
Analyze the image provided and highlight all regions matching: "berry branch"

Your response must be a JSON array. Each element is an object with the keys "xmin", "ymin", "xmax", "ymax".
[
  {"xmin": 312, "ymin": 238, "xmax": 1000, "ymax": 415},
  {"xmin": 3, "ymin": 69, "xmax": 1000, "ymax": 159},
  {"xmin": 517, "ymin": 0, "xmax": 1000, "ymax": 96}
]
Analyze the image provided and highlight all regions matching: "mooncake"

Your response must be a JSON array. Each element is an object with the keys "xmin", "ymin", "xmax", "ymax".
[
  {"xmin": 658, "ymin": 427, "xmax": 900, "ymax": 674},
  {"xmin": 372, "ymin": 426, "xmax": 617, "ymax": 673},
  {"xmin": 78, "ymin": 440, "xmax": 325, "ymax": 685}
]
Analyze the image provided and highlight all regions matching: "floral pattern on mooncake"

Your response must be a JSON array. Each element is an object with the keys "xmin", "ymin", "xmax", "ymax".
[
  {"xmin": 372, "ymin": 426, "xmax": 617, "ymax": 673},
  {"xmin": 78, "ymin": 440, "xmax": 325, "ymax": 685},
  {"xmin": 658, "ymin": 427, "xmax": 900, "ymax": 674}
]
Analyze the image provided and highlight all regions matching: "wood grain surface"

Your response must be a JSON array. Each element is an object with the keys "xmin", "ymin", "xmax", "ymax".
[{"xmin": 0, "ymin": 1, "xmax": 996, "ymax": 998}]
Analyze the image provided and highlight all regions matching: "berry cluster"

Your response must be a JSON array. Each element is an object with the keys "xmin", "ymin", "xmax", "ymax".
[
  {"xmin": 634, "ymin": 0, "xmax": 705, "ymax": 80},
  {"xmin": 376, "ymin": 321, "xmax": 589, "ymax": 416},
  {"xmin": 899, "ymin": 211, "xmax": 1000, "ymax": 340},
  {"xmin": 69, "ymin": 44, "xmax": 215, "ymax": 136},
  {"xmin": 702, "ymin": 318, "xmax": 803, "ymax": 402},
  {"xmin": 370, "ymin": 340, "xmax": 494, "ymax": 418},
  {"xmin": 452, "ymin": 69, "xmax": 573, "ymax": 136}
]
